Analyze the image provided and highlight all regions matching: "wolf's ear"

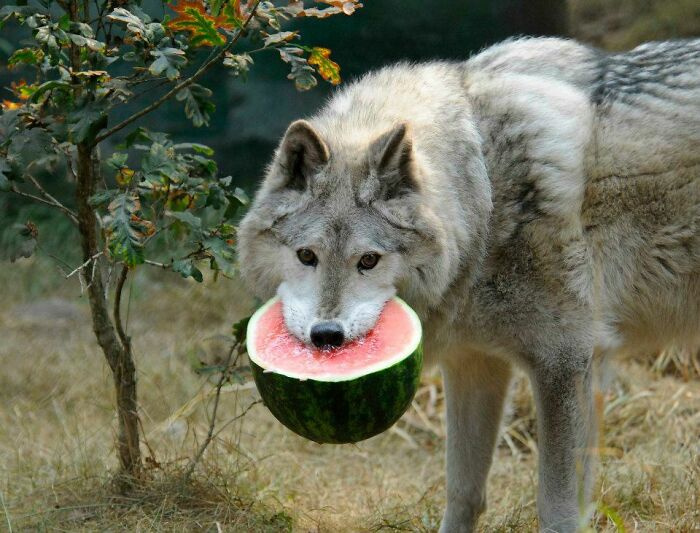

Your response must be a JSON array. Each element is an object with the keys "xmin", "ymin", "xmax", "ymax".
[
  {"xmin": 369, "ymin": 122, "xmax": 419, "ymax": 199},
  {"xmin": 273, "ymin": 119, "xmax": 329, "ymax": 191}
]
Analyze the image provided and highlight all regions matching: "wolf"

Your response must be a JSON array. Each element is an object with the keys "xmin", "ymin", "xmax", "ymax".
[{"xmin": 238, "ymin": 37, "xmax": 700, "ymax": 532}]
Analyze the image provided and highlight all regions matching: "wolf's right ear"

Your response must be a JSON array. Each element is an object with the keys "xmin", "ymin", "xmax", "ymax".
[
  {"xmin": 271, "ymin": 120, "xmax": 329, "ymax": 191},
  {"xmin": 368, "ymin": 122, "xmax": 419, "ymax": 200}
]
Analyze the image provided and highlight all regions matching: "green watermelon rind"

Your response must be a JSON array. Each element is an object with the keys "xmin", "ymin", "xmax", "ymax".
[{"xmin": 247, "ymin": 297, "xmax": 424, "ymax": 444}]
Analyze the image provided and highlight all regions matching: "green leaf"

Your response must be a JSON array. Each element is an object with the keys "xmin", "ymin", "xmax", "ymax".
[
  {"xmin": 141, "ymin": 142, "xmax": 180, "ymax": 183},
  {"xmin": 149, "ymin": 47, "xmax": 187, "ymax": 80},
  {"xmin": 172, "ymin": 258, "xmax": 203, "ymax": 282},
  {"xmin": 278, "ymin": 47, "xmax": 317, "ymax": 91},
  {"xmin": 67, "ymin": 101, "xmax": 108, "ymax": 143},
  {"xmin": 8, "ymin": 47, "xmax": 43, "ymax": 68},
  {"xmin": 176, "ymin": 83, "xmax": 214, "ymax": 128},
  {"xmin": 120, "ymin": 127, "xmax": 150, "ymax": 149},
  {"xmin": 597, "ymin": 503, "xmax": 626, "ymax": 532},
  {"xmin": 6, "ymin": 128, "xmax": 55, "ymax": 174},
  {"xmin": 172, "ymin": 142, "xmax": 214, "ymax": 156},
  {"xmin": 206, "ymin": 183, "xmax": 226, "ymax": 209},
  {"xmin": 222, "ymin": 52, "xmax": 253, "ymax": 79},
  {"xmin": 166, "ymin": 210, "xmax": 202, "ymax": 229},
  {"xmin": 28, "ymin": 80, "xmax": 71, "ymax": 103},
  {"xmin": 88, "ymin": 189, "xmax": 116, "ymax": 207},
  {"xmin": 0, "ymin": 159, "xmax": 12, "ymax": 192},
  {"xmin": 0, "ymin": 5, "xmax": 48, "ymax": 18},
  {"xmin": 107, "ymin": 152, "xmax": 128, "ymax": 169},
  {"xmin": 232, "ymin": 315, "xmax": 251, "ymax": 343},
  {"xmin": 57, "ymin": 13, "xmax": 70, "ymax": 31},
  {"xmin": 107, "ymin": 7, "xmax": 162, "ymax": 43},
  {"xmin": 104, "ymin": 193, "xmax": 154, "ymax": 266},
  {"xmin": 67, "ymin": 33, "xmax": 105, "ymax": 52},
  {"xmin": 232, "ymin": 186, "xmax": 249, "ymax": 205},
  {"xmin": 204, "ymin": 235, "xmax": 236, "ymax": 276},
  {"xmin": 34, "ymin": 25, "xmax": 60, "ymax": 51}
]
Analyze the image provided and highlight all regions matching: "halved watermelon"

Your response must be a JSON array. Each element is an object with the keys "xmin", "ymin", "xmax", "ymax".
[{"xmin": 247, "ymin": 297, "xmax": 423, "ymax": 444}]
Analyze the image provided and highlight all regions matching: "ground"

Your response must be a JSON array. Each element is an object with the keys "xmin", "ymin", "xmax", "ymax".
[{"xmin": 1, "ymin": 258, "xmax": 698, "ymax": 532}]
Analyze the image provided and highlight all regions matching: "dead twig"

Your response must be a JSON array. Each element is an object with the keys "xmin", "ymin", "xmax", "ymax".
[
  {"xmin": 26, "ymin": 175, "xmax": 80, "ymax": 226},
  {"xmin": 184, "ymin": 340, "xmax": 248, "ymax": 480},
  {"xmin": 66, "ymin": 251, "xmax": 103, "ymax": 279},
  {"xmin": 210, "ymin": 399, "xmax": 262, "ymax": 442},
  {"xmin": 10, "ymin": 184, "xmax": 79, "ymax": 226},
  {"xmin": 144, "ymin": 259, "xmax": 171, "ymax": 270}
]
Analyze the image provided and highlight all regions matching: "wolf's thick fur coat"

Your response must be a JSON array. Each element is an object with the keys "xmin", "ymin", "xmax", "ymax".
[{"xmin": 238, "ymin": 37, "xmax": 700, "ymax": 532}]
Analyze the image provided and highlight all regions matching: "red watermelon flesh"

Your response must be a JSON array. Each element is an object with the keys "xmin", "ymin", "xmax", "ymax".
[{"xmin": 250, "ymin": 298, "xmax": 419, "ymax": 381}]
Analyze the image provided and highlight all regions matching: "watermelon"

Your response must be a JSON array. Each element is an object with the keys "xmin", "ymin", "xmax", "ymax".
[{"xmin": 246, "ymin": 296, "xmax": 423, "ymax": 444}]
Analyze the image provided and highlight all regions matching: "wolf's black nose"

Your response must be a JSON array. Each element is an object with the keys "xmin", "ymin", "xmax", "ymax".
[{"xmin": 310, "ymin": 322, "xmax": 345, "ymax": 348}]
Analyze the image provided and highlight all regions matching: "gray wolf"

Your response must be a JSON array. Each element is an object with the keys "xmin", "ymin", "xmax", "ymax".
[{"xmin": 238, "ymin": 37, "xmax": 700, "ymax": 532}]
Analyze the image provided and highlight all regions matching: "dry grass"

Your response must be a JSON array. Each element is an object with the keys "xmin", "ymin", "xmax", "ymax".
[{"xmin": 1, "ymin": 257, "xmax": 699, "ymax": 532}]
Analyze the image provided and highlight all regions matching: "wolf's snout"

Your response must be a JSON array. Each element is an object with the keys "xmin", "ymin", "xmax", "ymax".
[{"xmin": 310, "ymin": 321, "xmax": 345, "ymax": 348}]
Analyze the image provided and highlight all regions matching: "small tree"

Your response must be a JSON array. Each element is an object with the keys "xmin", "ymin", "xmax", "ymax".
[{"xmin": 0, "ymin": 0, "xmax": 360, "ymax": 479}]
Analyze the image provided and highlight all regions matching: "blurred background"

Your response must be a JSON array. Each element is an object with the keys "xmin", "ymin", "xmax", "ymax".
[
  {"xmin": 3, "ymin": 0, "xmax": 700, "ymax": 207},
  {"xmin": 1, "ymin": 1, "xmax": 699, "ymax": 531}
]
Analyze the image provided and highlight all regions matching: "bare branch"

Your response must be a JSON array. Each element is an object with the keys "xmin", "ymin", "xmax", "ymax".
[
  {"xmin": 184, "ymin": 340, "xmax": 247, "ymax": 480},
  {"xmin": 93, "ymin": 0, "xmax": 262, "ymax": 145},
  {"xmin": 211, "ymin": 399, "xmax": 262, "ymax": 442},
  {"xmin": 144, "ymin": 259, "xmax": 171, "ymax": 269},
  {"xmin": 36, "ymin": 244, "xmax": 75, "ymax": 276},
  {"xmin": 26, "ymin": 175, "xmax": 81, "ymax": 226},
  {"xmin": 9, "ymin": 185, "xmax": 80, "ymax": 226},
  {"xmin": 65, "ymin": 251, "xmax": 103, "ymax": 279}
]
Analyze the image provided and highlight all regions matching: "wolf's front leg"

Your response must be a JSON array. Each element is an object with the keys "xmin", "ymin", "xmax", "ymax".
[
  {"xmin": 531, "ymin": 358, "xmax": 595, "ymax": 533},
  {"xmin": 439, "ymin": 353, "xmax": 512, "ymax": 533}
]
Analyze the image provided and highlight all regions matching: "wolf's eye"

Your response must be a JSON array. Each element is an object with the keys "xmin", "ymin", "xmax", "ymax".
[
  {"xmin": 358, "ymin": 253, "xmax": 380, "ymax": 271},
  {"xmin": 297, "ymin": 248, "xmax": 317, "ymax": 267}
]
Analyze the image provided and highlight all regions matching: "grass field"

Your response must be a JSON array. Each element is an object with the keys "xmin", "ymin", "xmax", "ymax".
[{"xmin": 1, "ymin": 257, "xmax": 698, "ymax": 531}]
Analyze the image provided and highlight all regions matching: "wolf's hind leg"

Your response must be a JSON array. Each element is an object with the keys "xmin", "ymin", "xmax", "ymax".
[
  {"xmin": 531, "ymin": 356, "xmax": 596, "ymax": 533},
  {"xmin": 439, "ymin": 353, "xmax": 512, "ymax": 533}
]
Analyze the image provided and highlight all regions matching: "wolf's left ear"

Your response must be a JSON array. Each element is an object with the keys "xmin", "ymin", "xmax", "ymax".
[
  {"xmin": 274, "ymin": 119, "xmax": 329, "ymax": 191},
  {"xmin": 369, "ymin": 122, "xmax": 419, "ymax": 199}
]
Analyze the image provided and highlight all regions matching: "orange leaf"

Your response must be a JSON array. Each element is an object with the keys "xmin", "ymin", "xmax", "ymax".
[
  {"xmin": 308, "ymin": 47, "xmax": 340, "ymax": 85},
  {"xmin": 1, "ymin": 100, "xmax": 22, "ymax": 110},
  {"xmin": 167, "ymin": 0, "xmax": 242, "ymax": 47},
  {"xmin": 116, "ymin": 168, "xmax": 135, "ymax": 186},
  {"xmin": 11, "ymin": 80, "xmax": 33, "ymax": 101}
]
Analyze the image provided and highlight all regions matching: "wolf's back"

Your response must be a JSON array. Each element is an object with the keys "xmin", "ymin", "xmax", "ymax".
[{"xmin": 589, "ymin": 39, "xmax": 700, "ymax": 180}]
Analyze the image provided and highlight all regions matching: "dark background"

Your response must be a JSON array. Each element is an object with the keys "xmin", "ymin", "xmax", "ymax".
[{"xmin": 1, "ymin": 0, "xmax": 568, "ymax": 197}]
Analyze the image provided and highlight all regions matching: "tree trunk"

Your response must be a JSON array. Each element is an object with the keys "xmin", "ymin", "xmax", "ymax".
[{"xmin": 75, "ymin": 142, "xmax": 141, "ymax": 479}]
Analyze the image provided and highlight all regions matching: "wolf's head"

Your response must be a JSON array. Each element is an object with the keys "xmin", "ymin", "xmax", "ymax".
[{"xmin": 238, "ymin": 118, "xmax": 457, "ymax": 347}]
